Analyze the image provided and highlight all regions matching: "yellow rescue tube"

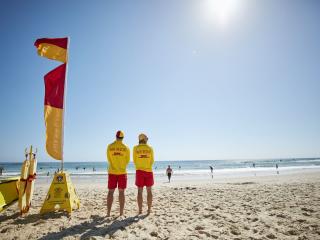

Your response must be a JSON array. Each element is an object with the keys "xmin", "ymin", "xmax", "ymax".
[
  {"xmin": 18, "ymin": 158, "xmax": 30, "ymax": 213},
  {"xmin": 25, "ymin": 155, "xmax": 37, "ymax": 212},
  {"xmin": 0, "ymin": 177, "xmax": 20, "ymax": 212}
]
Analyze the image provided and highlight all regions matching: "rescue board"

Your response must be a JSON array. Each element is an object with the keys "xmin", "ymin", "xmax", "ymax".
[
  {"xmin": 18, "ymin": 156, "xmax": 30, "ymax": 214},
  {"xmin": 25, "ymin": 149, "xmax": 37, "ymax": 213},
  {"xmin": 18, "ymin": 146, "xmax": 37, "ymax": 214}
]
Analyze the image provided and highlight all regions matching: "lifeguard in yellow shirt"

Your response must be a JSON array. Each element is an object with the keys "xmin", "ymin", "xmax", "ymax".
[
  {"xmin": 106, "ymin": 130, "xmax": 130, "ymax": 216},
  {"xmin": 133, "ymin": 133, "xmax": 154, "ymax": 214}
]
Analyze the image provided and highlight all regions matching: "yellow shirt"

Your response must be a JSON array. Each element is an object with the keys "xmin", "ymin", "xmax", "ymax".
[
  {"xmin": 133, "ymin": 144, "xmax": 154, "ymax": 172},
  {"xmin": 107, "ymin": 140, "xmax": 130, "ymax": 175}
]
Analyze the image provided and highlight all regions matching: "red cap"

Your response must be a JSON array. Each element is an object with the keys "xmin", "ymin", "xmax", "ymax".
[{"xmin": 116, "ymin": 130, "xmax": 124, "ymax": 138}]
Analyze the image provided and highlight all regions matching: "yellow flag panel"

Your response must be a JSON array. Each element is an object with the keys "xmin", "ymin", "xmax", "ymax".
[
  {"xmin": 44, "ymin": 105, "xmax": 63, "ymax": 160},
  {"xmin": 37, "ymin": 43, "xmax": 67, "ymax": 63}
]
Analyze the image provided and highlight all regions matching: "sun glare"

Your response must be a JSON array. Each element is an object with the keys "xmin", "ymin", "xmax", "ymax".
[{"xmin": 203, "ymin": 0, "xmax": 240, "ymax": 28}]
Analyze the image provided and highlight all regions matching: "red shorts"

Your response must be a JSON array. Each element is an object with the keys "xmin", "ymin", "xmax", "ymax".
[
  {"xmin": 108, "ymin": 174, "xmax": 127, "ymax": 189},
  {"xmin": 135, "ymin": 170, "xmax": 154, "ymax": 187}
]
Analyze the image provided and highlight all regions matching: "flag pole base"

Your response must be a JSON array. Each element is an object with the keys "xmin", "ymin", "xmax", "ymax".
[{"xmin": 40, "ymin": 171, "xmax": 80, "ymax": 214}]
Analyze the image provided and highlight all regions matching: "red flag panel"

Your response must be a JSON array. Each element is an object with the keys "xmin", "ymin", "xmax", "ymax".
[
  {"xmin": 44, "ymin": 63, "xmax": 66, "ymax": 109},
  {"xmin": 34, "ymin": 38, "xmax": 68, "ymax": 49}
]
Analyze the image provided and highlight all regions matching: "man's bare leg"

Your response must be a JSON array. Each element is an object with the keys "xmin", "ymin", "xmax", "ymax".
[
  {"xmin": 147, "ymin": 187, "xmax": 153, "ymax": 214},
  {"xmin": 107, "ymin": 189, "xmax": 115, "ymax": 217},
  {"xmin": 137, "ymin": 187, "xmax": 143, "ymax": 214},
  {"xmin": 119, "ymin": 189, "xmax": 125, "ymax": 216}
]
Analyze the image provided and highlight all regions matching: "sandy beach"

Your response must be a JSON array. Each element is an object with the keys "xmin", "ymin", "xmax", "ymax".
[{"xmin": 0, "ymin": 169, "xmax": 320, "ymax": 240}]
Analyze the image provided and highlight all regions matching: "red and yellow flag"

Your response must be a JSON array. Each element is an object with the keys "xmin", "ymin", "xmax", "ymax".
[
  {"xmin": 35, "ymin": 37, "xmax": 68, "ymax": 160},
  {"xmin": 44, "ymin": 63, "xmax": 66, "ymax": 160}
]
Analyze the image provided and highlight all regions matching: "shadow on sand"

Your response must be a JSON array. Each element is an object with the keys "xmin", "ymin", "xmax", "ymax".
[
  {"xmin": 0, "ymin": 212, "xmax": 20, "ymax": 222},
  {"xmin": 38, "ymin": 214, "xmax": 148, "ymax": 240},
  {"xmin": 13, "ymin": 211, "xmax": 69, "ymax": 225}
]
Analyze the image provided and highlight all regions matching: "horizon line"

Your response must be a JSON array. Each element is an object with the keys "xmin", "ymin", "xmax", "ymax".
[{"xmin": 1, "ymin": 156, "xmax": 319, "ymax": 164}]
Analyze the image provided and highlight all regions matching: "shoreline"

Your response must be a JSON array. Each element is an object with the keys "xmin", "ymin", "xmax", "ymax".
[
  {"xmin": 2, "ymin": 164, "xmax": 320, "ymax": 178},
  {"xmin": 31, "ymin": 166, "xmax": 320, "ymax": 187}
]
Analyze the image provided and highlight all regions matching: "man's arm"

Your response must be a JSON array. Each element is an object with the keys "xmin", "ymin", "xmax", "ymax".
[
  {"xmin": 133, "ymin": 146, "xmax": 137, "ymax": 167},
  {"xmin": 107, "ymin": 145, "xmax": 112, "ymax": 170},
  {"xmin": 107, "ymin": 145, "xmax": 110, "ymax": 162},
  {"xmin": 150, "ymin": 147, "xmax": 154, "ymax": 166},
  {"xmin": 126, "ymin": 146, "xmax": 130, "ymax": 165}
]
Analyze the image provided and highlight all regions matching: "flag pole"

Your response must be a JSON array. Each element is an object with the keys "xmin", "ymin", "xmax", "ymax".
[{"xmin": 61, "ymin": 37, "xmax": 70, "ymax": 172}]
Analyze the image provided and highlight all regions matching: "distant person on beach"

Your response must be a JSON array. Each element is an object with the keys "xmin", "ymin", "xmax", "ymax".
[
  {"xmin": 133, "ymin": 133, "xmax": 154, "ymax": 215},
  {"xmin": 166, "ymin": 165, "xmax": 173, "ymax": 182},
  {"xmin": 0, "ymin": 166, "xmax": 3, "ymax": 176},
  {"xmin": 276, "ymin": 163, "xmax": 279, "ymax": 174},
  {"xmin": 253, "ymin": 163, "xmax": 257, "ymax": 176},
  {"xmin": 209, "ymin": 166, "xmax": 214, "ymax": 179},
  {"xmin": 106, "ymin": 130, "xmax": 130, "ymax": 217}
]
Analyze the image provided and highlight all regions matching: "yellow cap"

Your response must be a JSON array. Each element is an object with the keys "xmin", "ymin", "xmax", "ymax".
[
  {"xmin": 116, "ymin": 130, "xmax": 124, "ymax": 138},
  {"xmin": 139, "ymin": 133, "xmax": 148, "ymax": 142}
]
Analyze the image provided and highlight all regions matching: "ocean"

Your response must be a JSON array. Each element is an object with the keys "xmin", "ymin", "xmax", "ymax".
[{"xmin": 1, "ymin": 158, "xmax": 320, "ymax": 178}]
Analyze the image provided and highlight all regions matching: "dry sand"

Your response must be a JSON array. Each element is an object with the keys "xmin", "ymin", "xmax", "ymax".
[{"xmin": 0, "ymin": 170, "xmax": 320, "ymax": 240}]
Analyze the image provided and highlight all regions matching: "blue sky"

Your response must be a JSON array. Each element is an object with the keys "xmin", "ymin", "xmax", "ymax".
[{"xmin": 0, "ymin": 0, "xmax": 319, "ymax": 162}]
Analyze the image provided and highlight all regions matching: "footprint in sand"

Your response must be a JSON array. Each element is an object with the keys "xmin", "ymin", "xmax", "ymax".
[
  {"xmin": 150, "ymin": 231, "xmax": 158, "ymax": 237},
  {"xmin": 230, "ymin": 228, "xmax": 241, "ymax": 236},
  {"xmin": 266, "ymin": 233, "xmax": 276, "ymax": 239},
  {"xmin": 198, "ymin": 230, "xmax": 211, "ymax": 237},
  {"xmin": 296, "ymin": 219, "xmax": 307, "ymax": 223},
  {"xmin": 277, "ymin": 213, "xmax": 287, "ymax": 218},
  {"xmin": 301, "ymin": 207, "xmax": 315, "ymax": 213},
  {"xmin": 195, "ymin": 226, "xmax": 204, "ymax": 231},
  {"xmin": 287, "ymin": 229, "xmax": 298, "ymax": 236}
]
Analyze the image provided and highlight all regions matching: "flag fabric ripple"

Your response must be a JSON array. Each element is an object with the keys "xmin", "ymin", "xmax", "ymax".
[{"xmin": 34, "ymin": 38, "xmax": 68, "ymax": 63}]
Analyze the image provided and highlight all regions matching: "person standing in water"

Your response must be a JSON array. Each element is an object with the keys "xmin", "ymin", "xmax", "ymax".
[
  {"xmin": 276, "ymin": 163, "xmax": 279, "ymax": 174},
  {"xmin": 106, "ymin": 130, "xmax": 130, "ymax": 217},
  {"xmin": 166, "ymin": 165, "xmax": 173, "ymax": 183},
  {"xmin": 133, "ymin": 133, "xmax": 154, "ymax": 214}
]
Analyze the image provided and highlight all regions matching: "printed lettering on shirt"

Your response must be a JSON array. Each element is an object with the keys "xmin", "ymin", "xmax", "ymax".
[
  {"xmin": 113, "ymin": 152, "xmax": 123, "ymax": 156},
  {"xmin": 110, "ymin": 147, "xmax": 127, "ymax": 152},
  {"xmin": 136, "ymin": 150, "xmax": 151, "ymax": 154}
]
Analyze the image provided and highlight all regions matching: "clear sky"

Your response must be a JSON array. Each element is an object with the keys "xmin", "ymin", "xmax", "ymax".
[{"xmin": 0, "ymin": 0, "xmax": 319, "ymax": 162}]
